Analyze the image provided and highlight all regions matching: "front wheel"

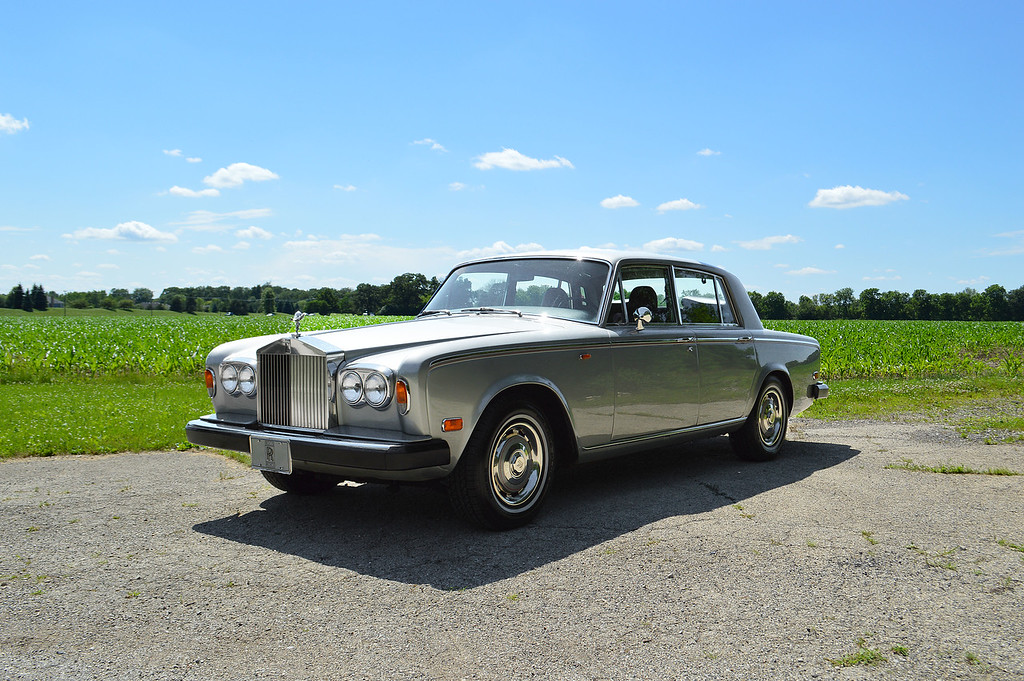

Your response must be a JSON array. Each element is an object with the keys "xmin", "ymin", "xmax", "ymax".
[
  {"xmin": 448, "ymin": 402, "xmax": 555, "ymax": 530},
  {"xmin": 730, "ymin": 378, "xmax": 789, "ymax": 462}
]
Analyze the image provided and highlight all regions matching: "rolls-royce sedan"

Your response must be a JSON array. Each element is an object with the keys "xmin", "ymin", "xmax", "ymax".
[{"xmin": 186, "ymin": 250, "xmax": 828, "ymax": 529}]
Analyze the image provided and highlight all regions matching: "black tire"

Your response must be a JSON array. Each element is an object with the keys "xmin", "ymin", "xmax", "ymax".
[
  {"xmin": 730, "ymin": 377, "xmax": 789, "ymax": 462},
  {"xmin": 261, "ymin": 469, "xmax": 341, "ymax": 495},
  {"xmin": 448, "ymin": 401, "xmax": 555, "ymax": 530}
]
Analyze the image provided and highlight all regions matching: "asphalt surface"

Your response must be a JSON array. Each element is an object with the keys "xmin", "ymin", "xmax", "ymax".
[{"xmin": 1, "ymin": 419, "xmax": 1022, "ymax": 680}]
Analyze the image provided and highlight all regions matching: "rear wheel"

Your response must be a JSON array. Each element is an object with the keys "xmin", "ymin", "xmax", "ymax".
[
  {"xmin": 448, "ymin": 401, "xmax": 555, "ymax": 530},
  {"xmin": 261, "ymin": 469, "xmax": 341, "ymax": 495},
  {"xmin": 730, "ymin": 378, "xmax": 788, "ymax": 462}
]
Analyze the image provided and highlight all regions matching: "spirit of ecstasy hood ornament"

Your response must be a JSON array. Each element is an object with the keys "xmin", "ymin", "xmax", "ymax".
[{"xmin": 292, "ymin": 310, "xmax": 308, "ymax": 335}]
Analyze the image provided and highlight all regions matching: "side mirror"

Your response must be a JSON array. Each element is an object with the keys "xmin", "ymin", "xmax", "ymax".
[{"xmin": 633, "ymin": 306, "xmax": 653, "ymax": 330}]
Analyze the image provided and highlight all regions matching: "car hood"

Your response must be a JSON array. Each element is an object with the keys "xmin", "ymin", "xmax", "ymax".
[{"xmin": 293, "ymin": 313, "xmax": 579, "ymax": 360}]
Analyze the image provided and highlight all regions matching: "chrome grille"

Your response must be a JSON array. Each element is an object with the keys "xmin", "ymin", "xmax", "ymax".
[{"xmin": 257, "ymin": 351, "xmax": 329, "ymax": 430}]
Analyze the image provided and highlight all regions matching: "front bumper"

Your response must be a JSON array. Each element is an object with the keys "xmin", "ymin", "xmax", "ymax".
[{"xmin": 185, "ymin": 415, "xmax": 451, "ymax": 477}]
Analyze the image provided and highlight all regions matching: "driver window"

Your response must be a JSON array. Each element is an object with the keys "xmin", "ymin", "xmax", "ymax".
[{"xmin": 612, "ymin": 266, "xmax": 677, "ymax": 324}]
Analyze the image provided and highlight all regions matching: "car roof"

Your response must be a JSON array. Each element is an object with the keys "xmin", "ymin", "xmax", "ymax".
[{"xmin": 452, "ymin": 248, "xmax": 714, "ymax": 271}]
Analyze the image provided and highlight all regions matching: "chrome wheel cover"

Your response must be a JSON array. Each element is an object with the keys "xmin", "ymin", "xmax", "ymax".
[
  {"xmin": 757, "ymin": 386, "xmax": 786, "ymax": 448},
  {"xmin": 489, "ymin": 414, "xmax": 546, "ymax": 511}
]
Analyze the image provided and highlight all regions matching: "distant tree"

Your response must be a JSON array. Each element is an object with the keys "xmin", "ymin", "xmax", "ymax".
[
  {"xmin": 185, "ymin": 292, "xmax": 197, "ymax": 314},
  {"xmin": 260, "ymin": 287, "xmax": 276, "ymax": 314},
  {"xmin": 1007, "ymin": 286, "xmax": 1024, "ymax": 322},
  {"xmin": 169, "ymin": 295, "xmax": 185, "ymax": 313},
  {"xmin": 761, "ymin": 291, "xmax": 791, "ymax": 320},
  {"xmin": 834, "ymin": 288, "xmax": 856, "ymax": 319},
  {"xmin": 982, "ymin": 284, "xmax": 1009, "ymax": 321},
  {"xmin": 8, "ymin": 284, "xmax": 24, "ymax": 310},
  {"xmin": 131, "ymin": 288, "xmax": 154, "ymax": 305},
  {"xmin": 228, "ymin": 298, "xmax": 249, "ymax": 316},
  {"xmin": 910, "ymin": 289, "xmax": 933, "ymax": 320},
  {"xmin": 30, "ymin": 284, "xmax": 48, "ymax": 311},
  {"xmin": 118, "ymin": 298, "xmax": 134, "ymax": 311},
  {"xmin": 879, "ymin": 290, "xmax": 910, "ymax": 320},
  {"xmin": 21, "ymin": 288, "xmax": 34, "ymax": 312},
  {"xmin": 381, "ymin": 273, "xmax": 433, "ymax": 315},
  {"xmin": 796, "ymin": 295, "xmax": 819, "ymax": 320},
  {"xmin": 349, "ymin": 283, "xmax": 386, "ymax": 315},
  {"xmin": 747, "ymin": 291, "xmax": 765, "ymax": 318}
]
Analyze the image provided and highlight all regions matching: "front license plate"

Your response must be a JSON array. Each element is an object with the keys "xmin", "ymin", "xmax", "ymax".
[{"xmin": 250, "ymin": 436, "xmax": 292, "ymax": 475}]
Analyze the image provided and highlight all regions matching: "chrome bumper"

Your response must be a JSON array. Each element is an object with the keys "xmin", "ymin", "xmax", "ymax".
[{"xmin": 185, "ymin": 415, "xmax": 451, "ymax": 476}]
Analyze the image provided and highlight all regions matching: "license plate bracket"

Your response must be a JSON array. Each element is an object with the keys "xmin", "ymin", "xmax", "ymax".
[{"xmin": 250, "ymin": 436, "xmax": 292, "ymax": 475}]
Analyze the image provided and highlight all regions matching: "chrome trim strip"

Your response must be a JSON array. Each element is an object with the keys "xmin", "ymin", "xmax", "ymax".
[{"xmin": 584, "ymin": 416, "xmax": 747, "ymax": 452}]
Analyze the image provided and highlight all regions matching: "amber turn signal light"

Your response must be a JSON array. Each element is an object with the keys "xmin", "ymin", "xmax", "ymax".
[{"xmin": 441, "ymin": 418, "xmax": 463, "ymax": 432}]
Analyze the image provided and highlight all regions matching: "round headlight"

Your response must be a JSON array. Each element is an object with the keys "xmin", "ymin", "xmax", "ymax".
[
  {"xmin": 364, "ymin": 372, "xmax": 389, "ymax": 407},
  {"xmin": 238, "ymin": 365, "xmax": 256, "ymax": 396},
  {"xmin": 340, "ymin": 371, "xmax": 363, "ymax": 404},
  {"xmin": 220, "ymin": 364, "xmax": 239, "ymax": 394}
]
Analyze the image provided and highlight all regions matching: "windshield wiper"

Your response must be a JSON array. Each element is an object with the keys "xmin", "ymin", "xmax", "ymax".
[
  {"xmin": 459, "ymin": 307, "xmax": 523, "ymax": 317},
  {"xmin": 418, "ymin": 309, "xmax": 452, "ymax": 317}
]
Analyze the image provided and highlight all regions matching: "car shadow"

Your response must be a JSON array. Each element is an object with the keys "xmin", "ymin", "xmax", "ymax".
[{"xmin": 193, "ymin": 435, "xmax": 857, "ymax": 589}]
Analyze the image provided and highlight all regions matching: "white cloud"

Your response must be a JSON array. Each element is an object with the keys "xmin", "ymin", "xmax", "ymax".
[
  {"xmin": 983, "ymin": 230, "xmax": 1024, "ymax": 256},
  {"xmin": 334, "ymin": 184, "xmax": 357, "ymax": 191},
  {"xmin": 697, "ymin": 148, "xmax": 720, "ymax": 156},
  {"xmin": 454, "ymin": 241, "xmax": 544, "ymax": 260},
  {"xmin": 711, "ymin": 244, "xmax": 728, "ymax": 253},
  {"xmin": 1, "ymin": 113, "xmax": 30, "ymax": 134},
  {"xmin": 193, "ymin": 244, "xmax": 224, "ymax": 254},
  {"xmin": 98, "ymin": 263, "xmax": 119, "ymax": 269},
  {"xmin": 643, "ymin": 237, "xmax": 704, "ymax": 252},
  {"xmin": 174, "ymin": 208, "xmax": 272, "ymax": 230},
  {"xmin": 736, "ymin": 234, "xmax": 802, "ymax": 250},
  {"xmin": 413, "ymin": 138, "xmax": 447, "ymax": 152},
  {"xmin": 835, "ymin": 244, "xmax": 846, "ymax": 249},
  {"xmin": 1, "ymin": 225, "xmax": 32, "ymax": 232},
  {"xmin": 233, "ymin": 241, "xmax": 251, "ymax": 250},
  {"xmin": 29, "ymin": 254, "xmax": 50, "ymax": 261},
  {"xmin": 473, "ymin": 148, "xmax": 573, "ymax": 171},
  {"xmin": 169, "ymin": 185, "xmax": 220, "ymax": 198},
  {"xmin": 449, "ymin": 182, "xmax": 467, "ymax": 191},
  {"xmin": 203, "ymin": 162, "xmax": 279, "ymax": 188},
  {"xmin": 956, "ymin": 275, "xmax": 992, "ymax": 286},
  {"xmin": 186, "ymin": 157, "xmax": 202, "ymax": 163},
  {"xmin": 786, "ymin": 267, "xmax": 836, "ymax": 276},
  {"xmin": 235, "ymin": 226, "xmax": 273, "ymax": 240},
  {"xmin": 809, "ymin": 185, "xmax": 909, "ymax": 209},
  {"xmin": 63, "ymin": 221, "xmax": 178, "ymax": 242},
  {"xmin": 163, "ymin": 149, "xmax": 183, "ymax": 157},
  {"xmin": 600, "ymin": 195, "xmax": 639, "ymax": 209},
  {"xmin": 657, "ymin": 198, "xmax": 702, "ymax": 213}
]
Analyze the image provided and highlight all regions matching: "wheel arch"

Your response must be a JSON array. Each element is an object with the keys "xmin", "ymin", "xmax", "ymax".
[{"xmin": 475, "ymin": 383, "xmax": 580, "ymax": 470}]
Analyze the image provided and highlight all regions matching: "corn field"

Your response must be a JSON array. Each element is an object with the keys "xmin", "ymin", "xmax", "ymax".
[{"xmin": 1, "ymin": 314, "xmax": 1022, "ymax": 381}]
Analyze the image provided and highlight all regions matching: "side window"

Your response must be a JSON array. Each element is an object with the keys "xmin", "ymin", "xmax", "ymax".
[
  {"xmin": 614, "ymin": 265, "xmax": 677, "ymax": 324},
  {"xmin": 715, "ymin": 278, "xmax": 737, "ymax": 324},
  {"xmin": 675, "ymin": 269, "xmax": 736, "ymax": 324}
]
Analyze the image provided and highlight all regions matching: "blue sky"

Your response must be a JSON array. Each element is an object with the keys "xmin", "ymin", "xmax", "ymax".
[{"xmin": 2, "ymin": 2, "xmax": 1021, "ymax": 300}]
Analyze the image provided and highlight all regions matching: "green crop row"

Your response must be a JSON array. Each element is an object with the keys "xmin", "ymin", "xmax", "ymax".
[
  {"xmin": 1, "ymin": 315, "xmax": 1021, "ymax": 382},
  {"xmin": 766, "ymin": 319, "xmax": 1024, "ymax": 379},
  {"xmin": 0, "ymin": 313, "xmax": 405, "ymax": 380}
]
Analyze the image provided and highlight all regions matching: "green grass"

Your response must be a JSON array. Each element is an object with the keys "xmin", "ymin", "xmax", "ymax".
[
  {"xmin": 0, "ymin": 374, "xmax": 210, "ymax": 457},
  {"xmin": 885, "ymin": 458, "xmax": 1020, "ymax": 476},
  {"xmin": 829, "ymin": 637, "xmax": 887, "ymax": 667}
]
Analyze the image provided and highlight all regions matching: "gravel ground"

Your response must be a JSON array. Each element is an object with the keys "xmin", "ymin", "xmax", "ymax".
[{"xmin": 1, "ymin": 419, "xmax": 1022, "ymax": 680}]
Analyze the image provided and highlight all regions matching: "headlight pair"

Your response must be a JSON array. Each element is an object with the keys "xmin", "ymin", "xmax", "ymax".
[
  {"xmin": 220, "ymin": 363, "xmax": 256, "ymax": 396},
  {"xmin": 339, "ymin": 368, "xmax": 391, "ymax": 408}
]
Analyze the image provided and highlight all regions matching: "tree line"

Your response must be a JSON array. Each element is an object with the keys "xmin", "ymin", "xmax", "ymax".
[
  {"xmin": 2, "ymin": 273, "xmax": 441, "ymax": 317},
  {"xmin": 5, "ymin": 278, "xmax": 1024, "ymax": 321},
  {"xmin": 747, "ymin": 284, "xmax": 1024, "ymax": 321}
]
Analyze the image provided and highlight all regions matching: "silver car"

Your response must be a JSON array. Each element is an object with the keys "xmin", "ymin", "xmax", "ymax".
[{"xmin": 186, "ymin": 251, "xmax": 828, "ymax": 529}]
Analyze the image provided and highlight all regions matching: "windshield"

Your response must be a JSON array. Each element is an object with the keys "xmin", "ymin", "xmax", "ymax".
[{"xmin": 422, "ymin": 258, "xmax": 610, "ymax": 323}]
